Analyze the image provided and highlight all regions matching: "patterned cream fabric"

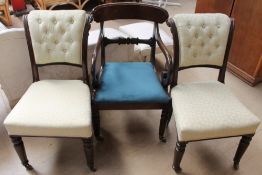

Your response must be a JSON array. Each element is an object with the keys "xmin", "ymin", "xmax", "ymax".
[
  {"xmin": 171, "ymin": 81, "xmax": 260, "ymax": 142},
  {"xmin": 173, "ymin": 14, "xmax": 231, "ymax": 67},
  {"xmin": 4, "ymin": 80, "xmax": 92, "ymax": 138},
  {"xmin": 27, "ymin": 10, "xmax": 87, "ymax": 65}
]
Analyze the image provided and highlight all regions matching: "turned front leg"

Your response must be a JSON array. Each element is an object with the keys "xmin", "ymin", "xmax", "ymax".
[
  {"xmin": 10, "ymin": 136, "xmax": 33, "ymax": 170},
  {"xmin": 233, "ymin": 134, "xmax": 254, "ymax": 170},
  {"xmin": 173, "ymin": 141, "xmax": 187, "ymax": 172},
  {"xmin": 83, "ymin": 137, "xmax": 96, "ymax": 171}
]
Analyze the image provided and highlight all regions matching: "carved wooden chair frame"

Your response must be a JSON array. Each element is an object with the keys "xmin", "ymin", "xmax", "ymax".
[
  {"xmin": 7, "ymin": 14, "xmax": 96, "ymax": 171},
  {"xmin": 166, "ymin": 17, "xmax": 256, "ymax": 172},
  {"xmin": 90, "ymin": 2, "xmax": 173, "ymax": 142}
]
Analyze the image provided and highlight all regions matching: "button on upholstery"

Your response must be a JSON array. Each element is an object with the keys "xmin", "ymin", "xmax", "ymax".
[
  {"xmin": 28, "ymin": 10, "xmax": 87, "ymax": 65},
  {"xmin": 195, "ymin": 33, "xmax": 199, "ymax": 38},
  {"xmin": 52, "ymin": 18, "xmax": 57, "ymax": 24},
  {"xmin": 60, "ymin": 28, "xmax": 65, "ymax": 34},
  {"xmin": 70, "ymin": 17, "xmax": 74, "ymax": 24},
  {"xmin": 173, "ymin": 14, "xmax": 231, "ymax": 67},
  {"xmin": 187, "ymin": 22, "xmax": 191, "ymax": 29},
  {"xmin": 37, "ymin": 18, "xmax": 42, "ymax": 24}
]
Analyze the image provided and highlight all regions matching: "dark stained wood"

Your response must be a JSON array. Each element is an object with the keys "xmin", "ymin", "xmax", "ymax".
[
  {"xmin": 172, "ymin": 141, "xmax": 187, "ymax": 172},
  {"xmin": 91, "ymin": 103, "xmax": 103, "ymax": 140},
  {"xmin": 233, "ymin": 134, "xmax": 254, "ymax": 170},
  {"xmin": 10, "ymin": 137, "xmax": 33, "ymax": 170},
  {"xmin": 195, "ymin": 0, "xmax": 235, "ymax": 16},
  {"xmin": 91, "ymin": 3, "xmax": 171, "ymax": 142},
  {"xmin": 91, "ymin": 2, "xmax": 168, "ymax": 23},
  {"xmin": 218, "ymin": 18, "xmax": 235, "ymax": 83},
  {"xmin": 23, "ymin": 15, "xmax": 40, "ymax": 82},
  {"xmin": 83, "ymin": 138, "xmax": 96, "ymax": 171},
  {"xmin": 159, "ymin": 100, "xmax": 172, "ymax": 142}
]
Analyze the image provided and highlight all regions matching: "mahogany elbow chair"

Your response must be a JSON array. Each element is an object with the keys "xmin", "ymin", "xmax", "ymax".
[
  {"xmin": 166, "ymin": 14, "xmax": 260, "ymax": 172},
  {"xmin": 4, "ymin": 10, "xmax": 95, "ymax": 171},
  {"xmin": 90, "ymin": 2, "xmax": 173, "ymax": 142}
]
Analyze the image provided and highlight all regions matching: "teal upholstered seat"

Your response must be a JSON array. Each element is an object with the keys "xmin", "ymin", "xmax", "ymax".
[{"xmin": 95, "ymin": 62, "xmax": 170, "ymax": 103}]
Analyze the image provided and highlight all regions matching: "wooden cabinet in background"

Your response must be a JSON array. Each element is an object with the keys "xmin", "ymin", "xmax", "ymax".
[{"xmin": 196, "ymin": 0, "xmax": 262, "ymax": 86}]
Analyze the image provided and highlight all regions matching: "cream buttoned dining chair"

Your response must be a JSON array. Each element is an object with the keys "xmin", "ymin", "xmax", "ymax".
[
  {"xmin": 165, "ymin": 14, "xmax": 260, "ymax": 172},
  {"xmin": 3, "ymin": 10, "xmax": 95, "ymax": 171}
]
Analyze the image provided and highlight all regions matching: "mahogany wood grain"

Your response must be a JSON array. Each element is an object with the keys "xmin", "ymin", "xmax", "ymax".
[
  {"xmin": 228, "ymin": 0, "xmax": 262, "ymax": 86},
  {"xmin": 195, "ymin": 0, "xmax": 235, "ymax": 16}
]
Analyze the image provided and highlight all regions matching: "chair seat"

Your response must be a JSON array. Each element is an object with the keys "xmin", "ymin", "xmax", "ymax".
[
  {"xmin": 95, "ymin": 62, "xmax": 170, "ymax": 103},
  {"xmin": 4, "ymin": 80, "xmax": 92, "ymax": 138},
  {"xmin": 171, "ymin": 81, "xmax": 260, "ymax": 142}
]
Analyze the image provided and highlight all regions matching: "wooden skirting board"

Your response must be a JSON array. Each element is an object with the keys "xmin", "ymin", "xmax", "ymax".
[{"xmin": 227, "ymin": 62, "xmax": 262, "ymax": 86}]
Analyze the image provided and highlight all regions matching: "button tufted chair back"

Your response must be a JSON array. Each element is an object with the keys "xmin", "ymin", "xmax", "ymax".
[
  {"xmin": 168, "ymin": 13, "xmax": 234, "ymax": 85},
  {"xmin": 24, "ymin": 10, "xmax": 90, "ymax": 83},
  {"xmin": 173, "ymin": 14, "xmax": 231, "ymax": 67}
]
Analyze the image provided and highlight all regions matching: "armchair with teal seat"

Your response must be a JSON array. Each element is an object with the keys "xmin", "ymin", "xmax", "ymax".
[{"xmin": 91, "ymin": 2, "xmax": 173, "ymax": 142}]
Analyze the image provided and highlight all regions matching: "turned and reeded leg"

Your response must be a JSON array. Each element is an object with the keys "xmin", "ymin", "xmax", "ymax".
[
  {"xmin": 83, "ymin": 137, "xmax": 96, "ymax": 171},
  {"xmin": 10, "ymin": 136, "xmax": 33, "ymax": 170},
  {"xmin": 173, "ymin": 141, "xmax": 187, "ymax": 172},
  {"xmin": 92, "ymin": 105, "xmax": 103, "ymax": 141},
  {"xmin": 233, "ymin": 134, "xmax": 254, "ymax": 170}
]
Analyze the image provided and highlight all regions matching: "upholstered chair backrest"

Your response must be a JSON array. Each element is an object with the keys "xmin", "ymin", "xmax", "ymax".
[
  {"xmin": 173, "ymin": 13, "xmax": 231, "ymax": 68},
  {"xmin": 26, "ymin": 10, "xmax": 87, "ymax": 65}
]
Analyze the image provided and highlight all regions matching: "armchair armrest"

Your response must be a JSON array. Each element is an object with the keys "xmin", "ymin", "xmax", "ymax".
[
  {"xmin": 91, "ymin": 29, "xmax": 103, "ymax": 89},
  {"xmin": 154, "ymin": 24, "xmax": 173, "ymax": 88}
]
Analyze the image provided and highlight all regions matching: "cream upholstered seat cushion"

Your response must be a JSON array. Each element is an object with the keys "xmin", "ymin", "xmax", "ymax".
[
  {"xmin": 173, "ymin": 14, "xmax": 231, "ymax": 67},
  {"xmin": 171, "ymin": 81, "xmax": 260, "ymax": 142},
  {"xmin": 27, "ymin": 10, "xmax": 87, "ymax": 65},
  {"xmin": 4, "ymin": 80, "xmax": 92, "ymax": 138}
]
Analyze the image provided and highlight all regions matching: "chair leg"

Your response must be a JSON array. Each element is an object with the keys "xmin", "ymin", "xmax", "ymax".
[
  {"xmin": 172, "ymin": 141, "xmax": 187, "ymax": 172},
  {"xmin": 233, "ymin": 134, "xmax": 254, "ymax": 170},
  {"xmin": 166, "ymin": 104, "xmax": 173, "ymax": 128},
  {"xmin": 92, "ymin": 106, "xmax": 103, "ymax": 141},
  {"xmin": 159, "ymin": 101, "xmax": 172, "ymax": 142},
  {"xmin": 82, "ymin": 137, "xmax": 96, "ymax": 171},
  {"xmin": 10, "ymin": 136, "xmax": 33, "ymax": 170},
  {"xmin": 159, "ymin": 106, "xmax": 168, "ymax": 142}
]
